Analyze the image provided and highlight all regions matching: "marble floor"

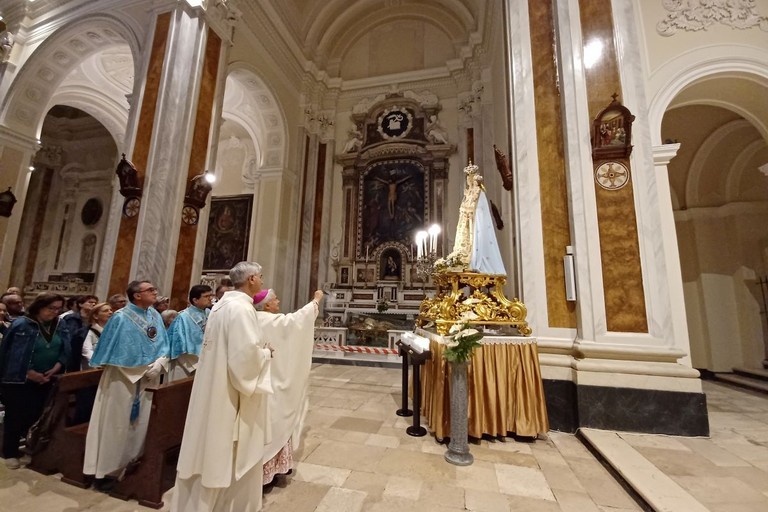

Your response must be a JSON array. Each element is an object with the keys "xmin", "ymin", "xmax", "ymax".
[{"xmin": 0, "ymin": 365, "xmax": 766, "ymax": 512}]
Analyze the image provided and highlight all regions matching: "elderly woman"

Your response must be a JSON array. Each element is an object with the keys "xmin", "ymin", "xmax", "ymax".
[
  {"xmin": 0, "ymin": 293, "xmax": 70, "ymax": 469},
  {"xmin": 81, "ymin": 302, "xmax": 113, "ymax": 370}
]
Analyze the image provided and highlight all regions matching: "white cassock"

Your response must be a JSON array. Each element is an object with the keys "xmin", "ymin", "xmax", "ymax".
[
  {"xmin": 172, "ymin": 290, "xmax": 273, "ymax": 512},
  {"xmin": 83, "ymin": 366, "xmax": 163, "ymax": 478},
  {"xmin": 258, "ymin": 300, "xmax": 318, "ymax": 466}
]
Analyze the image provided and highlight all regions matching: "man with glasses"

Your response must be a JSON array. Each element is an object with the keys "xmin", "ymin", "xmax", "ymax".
[
  {"xmin": 167, "ymin": 284, "xmax": 214, "ymax": 381},
  {"xmin": 1, "ymin": 292, "xmax": 25, "ymax": 322},
  {"xmin": 83, "ymin": 280, "xmax": 170, "ymax": 490}
]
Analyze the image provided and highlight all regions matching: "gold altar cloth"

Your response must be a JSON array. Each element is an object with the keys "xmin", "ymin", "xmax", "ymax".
[{"xmin": 420, "ymin": 334, "xmax": 549, "ymax": 439}]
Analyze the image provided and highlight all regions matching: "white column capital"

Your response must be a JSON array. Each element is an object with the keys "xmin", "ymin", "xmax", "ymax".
[
  {"xmin": 652, "ymin": 143, "xmax": 681, "ymax": 166},
  {"xmin": 0, "ymin": 125, "xmax": 39, "ymax": 153}
]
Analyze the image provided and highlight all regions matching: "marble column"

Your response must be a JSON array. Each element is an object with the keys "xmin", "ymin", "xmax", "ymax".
[
  {"xmin": 107, "ymin": 3, "xmax": 231, "ymax": 298},
  {"xmin": 505, "ymin": 0, "xmax": 707, "ymax": 435}
]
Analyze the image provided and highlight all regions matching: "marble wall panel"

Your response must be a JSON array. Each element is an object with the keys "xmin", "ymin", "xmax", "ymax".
[
  {"xmin": 527, "ymin": 0, "xmax": 577, "ymax": 329},
  {"xmin": 170, "ymin": 29, "xmax": 222, "ymax": 309},
  {"xmin": 108, "ymin": 13, "xmax": 170, "ymax": 296},
  {"xmin": 578, "ymin": 0, "xmax": 647, "ymax": 332}
]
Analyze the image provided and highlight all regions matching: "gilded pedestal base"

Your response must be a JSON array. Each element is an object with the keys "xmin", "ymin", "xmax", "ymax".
[{"xmin": 416, "ymin": 271, "xmax": 532, "ymax": 336}]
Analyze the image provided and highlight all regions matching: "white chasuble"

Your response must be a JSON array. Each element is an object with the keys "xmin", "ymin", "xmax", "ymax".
[
  {"xmin": 258, "ymin": 300, "xmax": 318, "ymax": 462},
  {"xmin": 173, "ymin": 290, "xmax": 272, "ymax": 511}
]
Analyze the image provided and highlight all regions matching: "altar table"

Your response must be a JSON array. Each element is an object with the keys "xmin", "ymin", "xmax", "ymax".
[{"xmin": 418, "ymin": 330, "xmax": 549, "ymax": 439}]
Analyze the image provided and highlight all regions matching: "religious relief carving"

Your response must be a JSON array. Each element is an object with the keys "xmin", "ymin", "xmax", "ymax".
[
  {"xmin": 342, "ymin": 126, "xmax": 363, "ymax": 153},
  {"xmin": 458, "ymin": 81, "xmax": 484, "ymax": 122},
  {"xmin": 657, "ymin": 0, "xmax": 768, "ymax": 36},
  {"xmin": 425, "ymin": 115, "xmax": 449, "ymax": 144},
  {"xmin": 0, "ymin": 27, "xmax": 14, "ymax": 63},
  {"xmin": 35, "ymin": 145, "xmax": 63, "ymax": 168}
]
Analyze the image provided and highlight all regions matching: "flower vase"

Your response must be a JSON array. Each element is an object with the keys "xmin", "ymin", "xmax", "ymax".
[{"xmin": 444, "ymin": 360, "xmax": 474, "ymax": 466}]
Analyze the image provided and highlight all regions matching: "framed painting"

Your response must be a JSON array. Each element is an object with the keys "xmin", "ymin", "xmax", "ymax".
[{"xmin": 203, "ymin": 195, "xmax": 253, "ymax": 273}]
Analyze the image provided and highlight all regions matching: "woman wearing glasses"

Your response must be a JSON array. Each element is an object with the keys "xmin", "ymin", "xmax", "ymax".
[{"xmin": 0, "ymin": 293, "xmax": 70, "ymax": 469}]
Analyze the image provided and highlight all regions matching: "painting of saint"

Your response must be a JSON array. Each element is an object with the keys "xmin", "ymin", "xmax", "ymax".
[{"xmin": 203, "ymin": 195, "xmax": 253, "ymax": 272}]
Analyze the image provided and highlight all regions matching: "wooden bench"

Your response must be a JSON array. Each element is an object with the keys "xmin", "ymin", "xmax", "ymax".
[
  {"xmin": 109, "ymin": 376, "xmax": 194, "ymax": 509},
  {"xmin": 28, "ymin": 368, "xmax": 103, "ymax": 488}
]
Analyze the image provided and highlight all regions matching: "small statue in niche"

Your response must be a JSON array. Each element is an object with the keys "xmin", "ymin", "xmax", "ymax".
[
  {"xmin": 425, "ymin": 114, "xmax": 449, "ymax": 144},
  {"xmin": 343, "ymin": 127, "xmax": 363, "ymax": 153}
]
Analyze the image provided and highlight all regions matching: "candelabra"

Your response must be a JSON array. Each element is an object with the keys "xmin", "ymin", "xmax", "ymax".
[
  {"xmin": 414, "ymin": 252, "xmax": 438, "ymax": 281},
  {"xmin": 414, "ymin": 224, "xmax": 441, "ymax": 281}
]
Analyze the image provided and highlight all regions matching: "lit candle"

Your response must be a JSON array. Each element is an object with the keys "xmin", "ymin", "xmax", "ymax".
[
  {"xmin": 366, "ymin": 246, "xmax": 369, "ymax": 262},
  {"xmin": 428, "ymin": 224, "xmax": 441, "ymax": 254}
]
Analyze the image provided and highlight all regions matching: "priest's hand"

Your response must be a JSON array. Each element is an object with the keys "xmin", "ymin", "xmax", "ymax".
[
  {"xmin": 145, "ymin": 360, "xmax": 164, "ymax": 380},
  {"xmin": 266, "ymin": 343, "xmax": 275, "ymax": 358},
  {"xmin": 313, "ymin": 290, "xmax": 324, "ymax": 303}
]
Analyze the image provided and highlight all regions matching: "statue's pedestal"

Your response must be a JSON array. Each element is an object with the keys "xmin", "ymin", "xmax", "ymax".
[{"xmin": 417, "ymin": 271, "xmax": 531, "ymax": 336}]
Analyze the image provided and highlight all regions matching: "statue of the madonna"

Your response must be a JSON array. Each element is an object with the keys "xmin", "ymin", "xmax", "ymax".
[{"xmin": 438, "ymin": 161, "xmax": 506, "ymax": 275}]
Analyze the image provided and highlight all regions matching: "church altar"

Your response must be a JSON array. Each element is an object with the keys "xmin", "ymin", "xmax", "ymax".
[{"xmin": 417, "ymin": 328, "xmax": 549, "ymax": 439}]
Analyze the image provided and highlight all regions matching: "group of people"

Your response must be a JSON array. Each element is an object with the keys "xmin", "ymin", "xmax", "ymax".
[{"xmin": 0, "ymin": 263, "xmax": 322, "ymax": 511}]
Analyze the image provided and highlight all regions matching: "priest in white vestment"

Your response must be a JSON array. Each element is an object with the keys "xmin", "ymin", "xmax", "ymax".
[
  {"xmin": 253, "ymin": 288, "xmax": 319, "ymax": 485},
  {"xmin": 84, "ymin": 280, "xmax": 170, "ymax": 488},
  {"xmin": 172, "ymin": 262, "xmax": 323, "ymax": 512}
]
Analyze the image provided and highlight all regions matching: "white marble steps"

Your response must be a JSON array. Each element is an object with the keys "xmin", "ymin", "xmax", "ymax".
[
  {"xmin": 715, "ymin": 371, "xmax": 768, "ymax": 394},
  {"xmin": 579, "ymin": 429, "xmax": 711, "ymax": 512}
]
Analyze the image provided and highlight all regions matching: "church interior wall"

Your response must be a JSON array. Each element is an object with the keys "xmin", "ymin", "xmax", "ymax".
[{"xmin": 637, "ymin": 0, "xmax": 768, "ymax": 79}]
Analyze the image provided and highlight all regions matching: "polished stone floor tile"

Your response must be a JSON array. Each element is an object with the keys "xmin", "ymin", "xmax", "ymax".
[{"xmin": 11, "ymin": 367, "xmax": 768, "ymax": 512}]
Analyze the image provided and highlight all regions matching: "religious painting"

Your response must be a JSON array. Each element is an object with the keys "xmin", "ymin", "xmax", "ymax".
[
  {"xmin": 203, "ymin": 195, "xmax": 253, "ymax": 272},
  {"xmin": 340, "ymin": 267, "xmax": 349, "ymax": 284},
  {"xmin": 591, "ymin": 95, "xmax": 635, "ymax": 160},
  {"xmin": 360, "ymin": 160, "xmax": 425, "ymax": 253}
]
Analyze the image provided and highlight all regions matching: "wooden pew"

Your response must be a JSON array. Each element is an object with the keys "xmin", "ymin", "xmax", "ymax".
[
  {"xmin": 28, "ymin": 368, "xmax": 103, "ymax": 488},
  {"xmin": 109, "ymin": 376, "xmax": 194, "ymax": 509}
]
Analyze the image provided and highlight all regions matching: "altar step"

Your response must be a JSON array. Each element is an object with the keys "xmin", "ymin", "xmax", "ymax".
[
  {"xmin": 579, "ymin": 429, "xmax": 709, "ymax": 512},
  {"xmin": 714, "ymin": 368, "xmax": 768, "ymax": 395}
]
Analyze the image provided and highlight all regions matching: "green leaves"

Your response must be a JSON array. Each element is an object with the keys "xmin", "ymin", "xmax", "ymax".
[{"xmin": 443, "ymin": 323, "xmax": 483, "ymax": 363}]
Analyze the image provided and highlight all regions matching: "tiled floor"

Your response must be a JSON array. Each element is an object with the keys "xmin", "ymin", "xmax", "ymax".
[{"xmin": 1, "ymin": 365, "xmax": 767, "ymax": 511}]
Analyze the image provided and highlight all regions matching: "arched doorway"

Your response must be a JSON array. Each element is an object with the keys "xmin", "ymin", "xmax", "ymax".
[
  {"xmin": 197, "ymin": 65, "xmax": 289, "ymax": 293},
  {"xmin": 9, "ymin": 106, "xmax": 119, "ymax": 297},
  {"xmin": 661, "ymin": 73, "xmax": 768, "ymax": 373},
  {"xmin": 0, "ymin": 15, "xmax": 138, "ymax": 293}
]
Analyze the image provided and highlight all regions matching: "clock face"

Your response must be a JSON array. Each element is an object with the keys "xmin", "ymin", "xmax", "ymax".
[
  {"xmin": 122, "ymin": 197, "xmax": 140, "ymax": 218},
  {"xmin": 182, "ymin": 205, "xmax": 199, "ymax": 226}
]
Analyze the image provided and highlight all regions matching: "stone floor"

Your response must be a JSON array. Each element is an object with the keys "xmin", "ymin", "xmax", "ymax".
[{"xmin": 0, "ymin": 364, "xmax": 767, "ymax": 511}]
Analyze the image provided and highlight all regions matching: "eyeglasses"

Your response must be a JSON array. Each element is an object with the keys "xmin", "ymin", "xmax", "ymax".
[
  {"xmin": 44, "ymin": 305, "xmax": 63, "ymax": 311},
  {"xmin": 139, "ymin": 287, "xmax": 157, "ymax": 293}
]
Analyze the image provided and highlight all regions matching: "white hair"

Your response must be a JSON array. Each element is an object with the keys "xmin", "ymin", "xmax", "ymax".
[{"xmin": 230, "ymin": 261, "xmax": 262, "ymax": 287}]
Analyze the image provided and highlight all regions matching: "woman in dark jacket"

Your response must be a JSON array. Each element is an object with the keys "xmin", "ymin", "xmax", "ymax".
[{"xmin": 0, "ymin": 292, "xmax": 70, "ymax": 469}]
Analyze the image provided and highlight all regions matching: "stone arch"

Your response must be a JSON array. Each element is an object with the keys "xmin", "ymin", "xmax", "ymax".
[
  {"xmin": 684, "ymin": 119, "xmax": 753, "ymax": 207},
  {"xmin": 221, "ymin": 63, "xmax": 288, "ymax": 174},
  {"xmin": 647, "ymin": 48, "xmax": 768, "ymax": 145},
  {"xmin": 0, "ymin": 14, "xmax": 140, "ymax": 140}
]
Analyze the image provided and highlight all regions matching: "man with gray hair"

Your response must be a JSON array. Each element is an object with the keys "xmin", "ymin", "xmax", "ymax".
[{"xmin": 173, "ymin": 262, "xmax": 323, "ymax": 511}]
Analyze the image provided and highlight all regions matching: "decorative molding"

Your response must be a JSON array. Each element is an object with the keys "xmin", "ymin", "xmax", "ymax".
[{"xmin": 657, "ymin": 0, "xmax": 768, "ymax": 36}]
